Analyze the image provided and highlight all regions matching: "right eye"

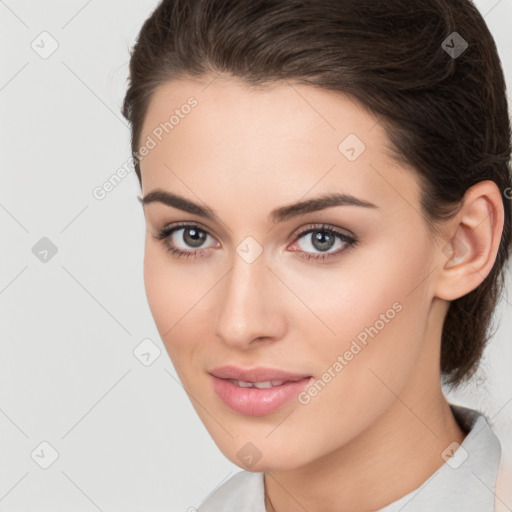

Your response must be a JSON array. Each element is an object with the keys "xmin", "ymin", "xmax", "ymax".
[{"xmin": 153, "ymin": 222, "xmax": 219, "ymax": 259}]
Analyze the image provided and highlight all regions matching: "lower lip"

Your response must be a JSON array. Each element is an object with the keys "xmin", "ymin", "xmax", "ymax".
[{"xmin": 210, "ymin": 375, "xmax": 313, "ymax": 416}]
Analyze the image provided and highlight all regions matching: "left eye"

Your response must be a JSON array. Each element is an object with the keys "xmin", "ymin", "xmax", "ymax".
[
  {"xmin": 153, "ymin": 222, "xmax": 358, "ymax": 262},
  {"xmin": 289, "ymin": 226, "xmax": 357, "ymax": 261}
]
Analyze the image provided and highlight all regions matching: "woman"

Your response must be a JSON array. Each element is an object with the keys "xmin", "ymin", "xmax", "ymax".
[{"xmin": 122, "ymin": 0, "xmax": 511, "ymax": 510}]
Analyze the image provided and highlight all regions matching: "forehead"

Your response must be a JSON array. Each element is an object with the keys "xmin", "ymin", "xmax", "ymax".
[
  {"xmin": 140, "ymin": 75, "xmax": 386, "ymax": 155},
  {"xmin": 138, "ymin": 76, "xmax": 421, "ymax": 219}
]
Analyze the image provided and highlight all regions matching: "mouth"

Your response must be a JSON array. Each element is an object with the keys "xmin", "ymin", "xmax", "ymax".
[{"xmin": 208, "ymin": 365, "xmax": 313, "ymax": 416}]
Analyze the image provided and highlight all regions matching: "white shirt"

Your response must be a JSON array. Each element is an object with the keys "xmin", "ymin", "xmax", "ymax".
[{"xmin": 197, "ymin": 404, "xmax": 505, "ymax": 512}]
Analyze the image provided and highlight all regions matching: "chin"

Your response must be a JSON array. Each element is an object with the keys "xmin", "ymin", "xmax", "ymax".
[{"xmin": 219, "ymin": 439, "xmax": 314, "ymax": 474}]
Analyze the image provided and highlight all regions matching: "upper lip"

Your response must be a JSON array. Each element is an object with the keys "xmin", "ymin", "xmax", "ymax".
[{"xmin": 209, "ymin": 365, "xmax": 312, "ymax": 383}]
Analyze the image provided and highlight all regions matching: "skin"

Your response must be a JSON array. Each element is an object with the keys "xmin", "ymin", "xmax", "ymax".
[{"xmin": 138, "ymin": 75, "xmax": 504, "ymax": 512}]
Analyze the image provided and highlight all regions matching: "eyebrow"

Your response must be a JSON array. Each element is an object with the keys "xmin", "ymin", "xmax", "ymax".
[{"xmin": 138, "ymin": 189, "xmax": 378, "ymax": 224}]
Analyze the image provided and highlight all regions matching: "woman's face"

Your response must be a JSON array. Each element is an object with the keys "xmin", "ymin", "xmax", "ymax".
[{"xmin": 139, "ymin": 76, "xmax": 448, "ymax": 472}]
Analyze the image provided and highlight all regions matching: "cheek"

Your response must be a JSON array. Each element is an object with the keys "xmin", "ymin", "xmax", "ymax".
[
  {"xmin": 143, "ymin": 242, "xmax": 209, "ymax": 366},
  {"xmin": 143, "ymin": 244, "xmax": 189, "ymax": 348},
  {"xmin": 143, "ymin": 244, "xmax": 170, "ymax": 328}
]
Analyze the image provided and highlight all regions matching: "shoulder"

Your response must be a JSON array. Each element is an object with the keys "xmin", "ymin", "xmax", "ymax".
[{"xmin": 197, "ymin": 470, "xmax": 266, "ymax": 512}]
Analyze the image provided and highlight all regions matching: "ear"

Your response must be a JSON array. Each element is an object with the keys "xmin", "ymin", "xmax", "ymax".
[{"xmin": 434, "ymin": 180, "xmax": 505, "ymax": 301}]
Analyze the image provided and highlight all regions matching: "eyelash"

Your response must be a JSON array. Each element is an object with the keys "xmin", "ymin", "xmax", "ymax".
[{"xmin": 152, "ymin": 222, "xmax": 358, "ymax": 262}]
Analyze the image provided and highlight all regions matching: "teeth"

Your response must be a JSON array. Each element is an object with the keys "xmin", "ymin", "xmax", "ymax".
[
  {"xmin": 228, "ymin": 379, "xmax": 286, "ymax": 388},
  {"xmin": 253, "ymin": 381, "xmax": 273, "ymax": 389},
  {"xmin": 235, "ymin": 380, "xmax": 254, "ymax": 388}
]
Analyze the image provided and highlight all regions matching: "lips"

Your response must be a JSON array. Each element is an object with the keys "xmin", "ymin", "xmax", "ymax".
[
  {"xmin": 209, "ymin": 365, "xmax": 312, "ymax": 383},
  {"xmin": 208, "ymin": 365, "xmax": 314, "ymax": 416}
]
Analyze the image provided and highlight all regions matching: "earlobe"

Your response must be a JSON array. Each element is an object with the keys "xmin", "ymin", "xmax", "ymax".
[{"xmin": 434, "ymin": 180, "xmax": 504, "ymax": 301}]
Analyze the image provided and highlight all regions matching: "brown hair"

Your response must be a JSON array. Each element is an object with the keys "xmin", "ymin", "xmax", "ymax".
[{"xmin": 121, "ymin": 0, "xmax": 512, "ymax": 387}]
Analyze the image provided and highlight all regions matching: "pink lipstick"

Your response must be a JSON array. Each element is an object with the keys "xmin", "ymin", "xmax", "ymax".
[{"xmin": 209, "ymin": 365, "xmax": 313, "ymax": 416}]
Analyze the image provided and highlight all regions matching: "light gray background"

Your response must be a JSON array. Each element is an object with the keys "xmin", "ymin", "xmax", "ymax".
[{"xmin": 1, "ymin": 1, "xmax": 511, "ymax": 510}]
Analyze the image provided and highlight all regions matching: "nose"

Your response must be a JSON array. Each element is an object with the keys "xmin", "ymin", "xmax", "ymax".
[{"xmin": 213, "ymin": 248, "xmax": 287, "ymax": 349}]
